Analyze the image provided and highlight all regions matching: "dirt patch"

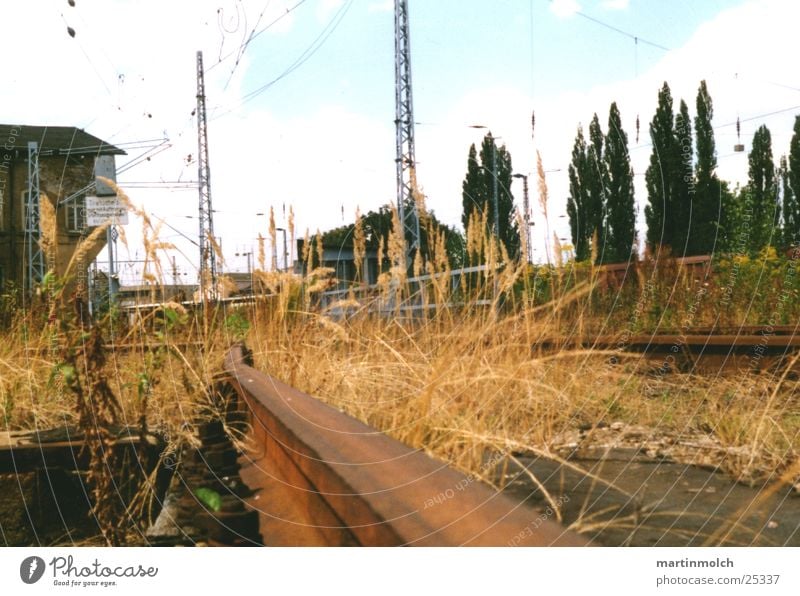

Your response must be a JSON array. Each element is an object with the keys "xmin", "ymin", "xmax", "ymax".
[{"xmin": 499, "ymin": 424, "xmax": 800, "ymax": 546}]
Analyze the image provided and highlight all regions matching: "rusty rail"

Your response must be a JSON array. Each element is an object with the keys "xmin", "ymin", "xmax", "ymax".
[
  {"xmin": 222, "ymin": 345, "xmax": 586, "ymax": 546},
  {"xmin": 534, "ymin": 329, "xmax": 800, "ymax": 373},
  {"xmin": 538, "ymin": 331, "xmax": 800, "ymax": 351}
]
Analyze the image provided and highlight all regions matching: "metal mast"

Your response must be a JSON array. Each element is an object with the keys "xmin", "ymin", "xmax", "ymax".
[
  {"xmin": 394, "ymin": 0, "xmax": 420, "ymax": 270},
  {"xmin": 196, "ymin": 50, "xmax": 218, "ymax": 300},
  {"xmin": 25, "ymin": 142, "xmax": 45, "ymax": 294}
]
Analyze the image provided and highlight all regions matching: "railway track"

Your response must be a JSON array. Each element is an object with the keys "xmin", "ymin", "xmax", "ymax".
[
  {"xmin": 5, "ymin": 328, "xmax": 796, "ymax": 545},
  {"xmin": 535, "ymin": 326, "xmax": 800, "ymax": 373},
  {"xmin": 220, "ymin": 344, "xmax": 586, "ymax": 546}
]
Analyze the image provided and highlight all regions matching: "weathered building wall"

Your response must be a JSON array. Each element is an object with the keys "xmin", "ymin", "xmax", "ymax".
[{"xmin": 0, "ymin": 154, "xmax": 105, "ymax": 294}]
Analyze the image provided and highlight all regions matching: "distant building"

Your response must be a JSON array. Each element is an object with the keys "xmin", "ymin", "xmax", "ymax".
[
  {"xmin": 0, "ymin": 124, "xmax": 124, "ymax": 295},
  {"xmin": 112, "ymin": 281, "xmax": 197, "ymax": 309},
  {"xmin": 296, "ymin": 239, "xmax": 382, "ymax": 288}
]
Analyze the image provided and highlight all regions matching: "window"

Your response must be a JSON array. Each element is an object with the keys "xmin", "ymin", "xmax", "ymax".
[{"xmin": 66, "ymin": 195, "xmax": 86, "ymax": 233}]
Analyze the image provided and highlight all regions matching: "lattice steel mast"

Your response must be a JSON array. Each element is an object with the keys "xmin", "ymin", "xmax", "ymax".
[
  {"xmin": 25, "ymin": 142, "xmax": 45, "ymax": 294},
  {"xmin": 196, "ymin": 51, "xmax": 218, "ymax": 299},
  {"xmin": 394, "ymin": 0, "xmax": 420, "ymax": 270}
]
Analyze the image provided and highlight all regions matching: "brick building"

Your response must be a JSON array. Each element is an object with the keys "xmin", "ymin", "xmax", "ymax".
[{"xmin": 0, "ymin": 124, "xmax": 124, "ymax": 294}]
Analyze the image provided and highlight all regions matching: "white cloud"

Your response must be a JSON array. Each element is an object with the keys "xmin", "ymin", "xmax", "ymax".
[
  {"xmin": 316, "ymin": 0, "xmax": 344, "ymax": 23},
  {"xmin": 601, "ymin": 0, "xmax": 630, "ymax": 10},
  {"xmin": 107, "ymin": 0, "xmax": 800, "ymax": 271},
  {"xmin": 260, "ymin": 0, "xmax": 300, "ymax": 35},
  {"xmin": 415, "ymin": 0, "xmax": 800, "ymax": 261},
  {"xmin": 368, "ymin": 0, "xmax": 394, "ymax": 13},
  {"xmin": 549, "ymin": 0, "xmax": 581, "ymax": 19},
  {"xmin": 6, "ymin": 0, "xmax": 800, "ymax": 276}
]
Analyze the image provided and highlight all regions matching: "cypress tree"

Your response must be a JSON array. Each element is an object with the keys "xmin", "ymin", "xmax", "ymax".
[
  {"xmin": 779, "ymin": 156, "xmax": 795, "ymax": 247},
  {"xmin": 566, "ymin": 126, "xmax": 591, "ymax": 261},
  {"xmin": 673, "ymin": 99, "xmax": 694, "ymax": 255},
  {"xmin": 746, "ymin": 125, "xmax": 778, "ymax": 253},
  {"xmin": 462, "ymin": 143, "xmax": 486, "ymax": 233},
  {"xmin": 786, "ymin": 116, "xmax": 800, "ymax": 247},
  {"xmin": 645, "ymin": 82, "xmax": 678, "ymax": 253},
  {"xmin": 461, "ymin": 134, "xmax": 520, "ymax": 261},
  {"xmin": 692, "ymin": 80, "xmax": 722, "ymax": 255},
  {"xmin": 587, "ymin": 113, "xmax": 607, "ymax": 263},
  {"xmin": 604, "ymin": 102, "xmax": 636, "ymax": 263}
]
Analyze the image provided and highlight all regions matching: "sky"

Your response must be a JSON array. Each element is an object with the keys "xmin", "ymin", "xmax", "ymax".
[{"xmin": 4, "ymin": 0, "xmax": 800, "ymax": 280}]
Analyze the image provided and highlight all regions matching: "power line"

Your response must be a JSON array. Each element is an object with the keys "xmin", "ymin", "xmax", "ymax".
[
  {"xmin": 222, "ymin": 0, "xmax": 271, "ymax": 91},
  {"xmin": 575, "ymin": 10, "xmax": 670, "ymax": 53},
  {"xmin": 207, "ymin": 0, "xmax": 310, "ymax": 74},
  {"xmin": 57, "ymin": 10, "xmax": 114, "ymax": 96},
  {"xmin": 718, "ymin": 104, "xmax": 800, "ymax": 129},
  {"xmin": 211, "ymin": 0, "xmax": 354, "ymax": 120},
  {"xmin": 116, "ymin": 140, "xmax": 172, "ymax": 175},
  {"xmin": 151, "ymin": 214, "xmax": 200, "ymax": 248},
  {"xmin": 135, "ymin": 2, "xmax": 312, "ymax": 177}
]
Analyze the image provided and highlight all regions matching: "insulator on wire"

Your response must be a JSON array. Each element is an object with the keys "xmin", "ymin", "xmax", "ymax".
[
  {"xmin": 67, "ymin": 26, "xmax": 76, "ymax": 38},
  {"xmin": 635, "ymin": 115, "xmax": 640, "ymax": 144},
  {"xmin": 530, "ymin": 110, "xmax": 535, "ymax": 141},
  {"xmin": 734, "ymin": 117, "xmax": 744, "ymax": 152}
]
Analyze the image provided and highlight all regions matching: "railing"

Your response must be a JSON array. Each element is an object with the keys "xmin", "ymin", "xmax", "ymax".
[{"xmin": 223, "ymin": 345, "xmax": 587, "ymax": 546}]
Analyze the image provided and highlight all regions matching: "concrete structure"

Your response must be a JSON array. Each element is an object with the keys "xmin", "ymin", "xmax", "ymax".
[
  {"xmin": 112, "ymin": 282, "xmax": 197, "ymax": 309},
  {"xmin": 296, "ymin": 239, "xmax": 382, "ymax": 289},
  {"xmin": 0, "ymin": 124, "xmax": 124, "ymax": 294}
]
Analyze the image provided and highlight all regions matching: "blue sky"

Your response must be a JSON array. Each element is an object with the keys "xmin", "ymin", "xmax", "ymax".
[{"xmin": 4, "ymin": 0, "xmax": 799, "ymax": 278}]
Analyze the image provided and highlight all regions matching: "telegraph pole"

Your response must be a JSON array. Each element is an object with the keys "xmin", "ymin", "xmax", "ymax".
[
  {"xmin": 394, "ymin": 0, "xmax": 420, "ymax": 271},
  {"xmin": 196, "ymin": 51, "xmax": 218, "ymax": 300},
  {"xmin": 513, "ymin": 173, "xmax": 533, "ymax": 263},
  {"xmin": 25, "ymin": 142, "xmax": 45, "ymax": 296}
]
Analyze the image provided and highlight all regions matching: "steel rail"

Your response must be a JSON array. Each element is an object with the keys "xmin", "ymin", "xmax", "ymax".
[
  {"xmin": 223, "ymin": 345, "xmax": 587, "ymax": 546},
  {"xmin": 537, "ymin": 333, "xmax": 800, "ymax": 351}
]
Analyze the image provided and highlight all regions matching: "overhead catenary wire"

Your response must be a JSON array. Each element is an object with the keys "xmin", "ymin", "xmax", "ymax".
[
  {"xmin": 206, "ymin": 0, "xmax": 310, "ymax": 74},
  {"xmin": 210, "ymin": 0, "xmax": 354, "ymax": 121},
  {"xmin": 129, "ymin": 1, "xmax": 312, "ymax": 181},
  {"xmin": 57, "ymin": 8, "xmax": 114, "ymax": 97},
  {"xmin": 575, "ymin": 9, "xmax": 670, "ymax": 53},
  {"xmin": 116, "ymin": 140, "xmax": 172, "ymax": 175},
  {"xmin": 222, "ymin": 0, "xmax": 271, "ymax": 91}
]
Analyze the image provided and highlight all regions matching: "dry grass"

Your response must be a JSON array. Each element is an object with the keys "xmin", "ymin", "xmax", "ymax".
[
  {"xmin": 245, "ymin": 276, "xmax": 800, "ymax": 490},
  {"xmin": 2, "ymin": 183, "xmax": 799, "ymax": 544}
]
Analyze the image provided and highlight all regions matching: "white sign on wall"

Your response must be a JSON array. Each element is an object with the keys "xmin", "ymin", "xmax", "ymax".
[{"xmin": 86, "ymin": 195, "xmax": 128, "ymax": 226}]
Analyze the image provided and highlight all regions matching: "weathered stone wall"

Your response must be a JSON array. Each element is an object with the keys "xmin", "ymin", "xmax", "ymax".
[{"xmin": 0, "ymin": 154, "xmax": 105, "ymax": 294}]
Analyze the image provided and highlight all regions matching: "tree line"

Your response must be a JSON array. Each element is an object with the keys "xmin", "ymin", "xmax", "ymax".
[
  {"xmin": 316, "ymin": 80, "xmax": 800, "ymax": 275},
  {"xmin": 566, "ymin": 80, "xmax": 800, "ymax": 263},
  {"xmin": 458, "ymin": 80, "xmax": 800, "ymax": 266}
]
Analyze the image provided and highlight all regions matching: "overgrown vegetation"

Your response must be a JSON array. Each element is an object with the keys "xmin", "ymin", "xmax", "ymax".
[{"xmin": 2, "ymin": 176, "xmax": 799, "ymax": 545}]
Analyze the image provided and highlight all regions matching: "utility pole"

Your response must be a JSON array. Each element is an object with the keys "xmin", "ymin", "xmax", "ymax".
[
  {"xmin": 171, "ymin": 255, "xmax": 179, "ymax": 287},
  {"xmin": 196, "ymin": 50, "xmax": 218, "ymax": 301},
  {"xmin": 394, "ymin": 0, "xmax": 420, "ymax": 271},
  {"xmin": 490, "ymin": 134, "xmax": 499, "ymax": 243},
  {"xmin": 106, "ymin": 227, "xmax": 117, "ymax": 305},
  {"xmin": 276, "ymin": 227, "xmax": 289, "ymax": 271},
  {"xmin": 25, "ymin": 142, "xmax": 45, "ymax": 297},
  {"xmin": 513, "ymin": 173, "xmax": 533, "ymax": 263}
]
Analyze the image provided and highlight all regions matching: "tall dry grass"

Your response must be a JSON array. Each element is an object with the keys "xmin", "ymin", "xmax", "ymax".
[
  {"xmin": 243, "ymin": 216, "xmax": 800, "ymax": 495},
  {"xmin": 0, "ymin": 181, "xmax": 245, "ymax": 544},
  {"xmin": 2, "ymin": 181, "xmax": 799, "ymax": 543}
]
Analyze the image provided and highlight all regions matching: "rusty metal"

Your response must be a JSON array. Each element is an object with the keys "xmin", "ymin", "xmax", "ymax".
[
  {"xmin": 223, "ymin": 345, "xmax": 586, "ymax": 546},
  {"xmin": 0, "ymin": 429, "xmax": 158, "ymax": 475},
  {"xmin": 538, "ymin": 333, "xmax": 800, "ymax": 351},
  {"xmin": 535, "ymin": 330, "xmax": 800, "ymax": 373}
]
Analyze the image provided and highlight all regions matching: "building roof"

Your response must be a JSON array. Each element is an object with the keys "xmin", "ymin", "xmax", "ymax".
[{"xmin": 0, "ymin": 124, "xmax": 125, "ymax": 156}]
